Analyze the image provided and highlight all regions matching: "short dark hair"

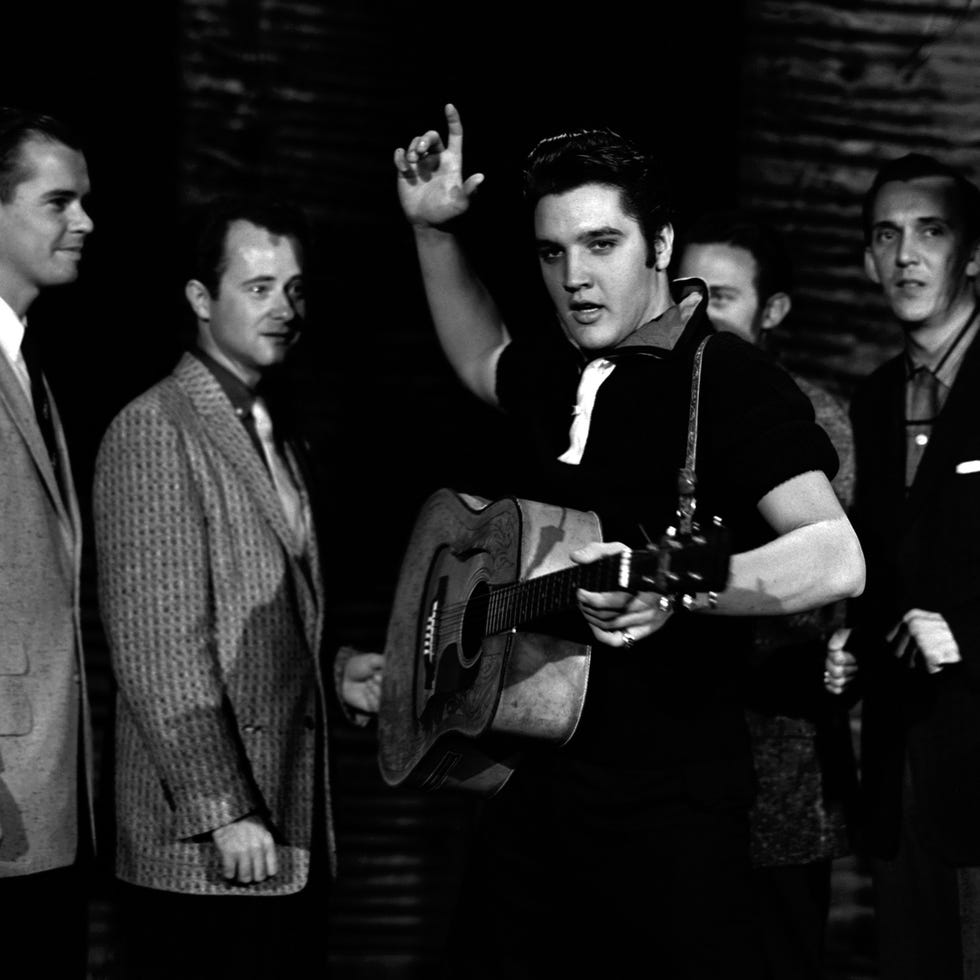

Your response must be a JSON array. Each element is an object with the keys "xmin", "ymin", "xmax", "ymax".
[
  {"xmin": 523, "ymin": 128, "xmax": 673, "ymax": 267},
  {"xmin": 0, "ymin": 107, "xmax": 83, "ymax": 202},
  {"xmin": 862, "ymin": 152, "xmax": 980, "ymax": 244},
  {"xmin": 186, "ymin": 194, "xmax": 311, "ymax": 296},
  {"xmin": 680, "ymin": 209, "xmax": 793, "ymax": 301}
]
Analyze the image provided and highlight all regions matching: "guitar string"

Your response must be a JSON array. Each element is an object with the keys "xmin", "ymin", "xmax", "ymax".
[
  {"xmin": 431, "ymin": 542, "xmax": 709, "ymax": 633},
  {"xmin": 431, "ymin": 556, "xmax": 621, "ymax": 633}
]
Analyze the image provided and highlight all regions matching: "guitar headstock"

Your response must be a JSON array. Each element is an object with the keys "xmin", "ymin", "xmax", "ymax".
[{"xmin": 625, "ymin": 516, "xmax": 731, "ymax": 597}]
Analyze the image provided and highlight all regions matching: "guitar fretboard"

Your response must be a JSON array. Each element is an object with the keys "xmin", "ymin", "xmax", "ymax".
[{"xmin": 484, "ymin": 553, "xmax": 628, "ymax": 635}]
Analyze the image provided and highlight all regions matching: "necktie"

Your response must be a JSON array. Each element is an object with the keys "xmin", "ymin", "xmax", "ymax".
[
  {"xmin": 907, "ymin": 364, "xmax": 940, "ymax": 422},
  {"xmin": 251, "ymin": 396, "xmax": 307, "ymax": 545},
  {"xmin": 19, "ymin": 333, "xmax": 60, "ymax": 475},
  {"xmin": 905, "ymin": 364, "xmax": 940, "ymax": 489},
  {"xmin": 557, "ymin": 358, "xmax": 617, "ymax": 465}
]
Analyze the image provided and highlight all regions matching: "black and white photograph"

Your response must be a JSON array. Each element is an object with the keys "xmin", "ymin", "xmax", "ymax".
[{"xmin": 2, "ymin": 3, "xmax": 979, "ymax": 977}]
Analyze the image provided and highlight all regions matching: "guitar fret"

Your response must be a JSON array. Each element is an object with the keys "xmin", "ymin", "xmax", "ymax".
[{"xmin": 489, "ymin": 553, "xmax": 625, "ymax": 635}]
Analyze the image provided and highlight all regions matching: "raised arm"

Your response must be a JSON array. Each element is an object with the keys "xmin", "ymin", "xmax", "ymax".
[{"xmin": 394, "ymin": 103, "xmax": 509, "ymax": 404}]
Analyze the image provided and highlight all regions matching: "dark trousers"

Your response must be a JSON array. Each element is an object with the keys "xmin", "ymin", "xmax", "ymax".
[
  {"xmin": 872, "ymin": 761, "xmax": 980, "ymax": 980},
  {"xmin": 2, "ymin": 862, "xmax": 89, "ymax": 978},
  {"xmin": 114, "ymin": 874, "xmax": 330, "ymax": 979},
  {"xmin": 444, "ymin": 755, "xmax": 762, "ymax": 980},
  {"xmin": 751, "ymin": 860, "xmax": 832, "ymax": 980}
]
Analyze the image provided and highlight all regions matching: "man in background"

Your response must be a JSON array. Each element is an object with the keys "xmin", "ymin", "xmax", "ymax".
[
  {"xmin": 678, "ymin": 211, "xmax": 857, "ymax": 980},
  {"xmin": 0, "ymin": 107, "xmax": 94, "ymax": 978},
  {"xmin": 825, "ymin": 153, "xmax": 980, "ymax": 980},
  {"xmin": 94, "ymin": 195, "xmax": 383, "ymax": 979}
]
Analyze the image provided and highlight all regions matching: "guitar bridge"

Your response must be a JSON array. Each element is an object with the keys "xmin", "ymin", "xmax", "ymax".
[{"xmin": 423, "ymin": 598, "xmax": 439, "ymax": 667}]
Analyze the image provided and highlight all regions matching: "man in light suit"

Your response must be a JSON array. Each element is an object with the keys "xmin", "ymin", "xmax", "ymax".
[
  {"xmin": 94, "ymin": 196, "xmax": 383, "ymax": 979},
  {"xmin": 0, "ymin": 108, "xmax": 94, "ymax": 978},
  {"xmin": 825, "ymin": 153, "xmax": 980, "ymax": 979}
]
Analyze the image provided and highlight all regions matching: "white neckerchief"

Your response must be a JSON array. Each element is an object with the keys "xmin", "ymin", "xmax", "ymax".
[
  {"xmin": 557, "ymin": 357, "xmax": 616, "ymax": 465},
  {"xmin": 0, "ymin": 296, "xmax": 33, "ymax": 405},
  {"xmin": 555, "ymin": 286, "xmax": 706, "ymax": 467}
]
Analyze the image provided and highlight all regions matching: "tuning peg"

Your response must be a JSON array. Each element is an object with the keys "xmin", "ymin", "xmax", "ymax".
[{"xmin": 681, "ymin": 591, "xmax": 720, "ymax": 611}]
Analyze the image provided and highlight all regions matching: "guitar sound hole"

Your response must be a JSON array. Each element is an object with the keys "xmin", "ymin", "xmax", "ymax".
[{"xmin": 458, "ymin": 580, "xmax": 490, "ymax": 669}]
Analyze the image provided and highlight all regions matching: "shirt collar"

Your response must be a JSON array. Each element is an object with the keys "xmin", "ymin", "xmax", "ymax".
[
  {"xmin": 190, "ymin": 347, "xmax": 256, "ymax": 415},
  {"xmin": 606, "ymin": 277, "xmax": 711, "ymax": 360},
  {"xmin": 0, "ymin": 295, "xmax": 26, "ymax": 368},
  {"xmin": 905, "ymin": 301, "xmax": 980, "ymax": 389}
]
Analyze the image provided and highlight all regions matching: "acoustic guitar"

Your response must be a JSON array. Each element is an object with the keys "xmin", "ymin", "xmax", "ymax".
[{"xmin": 377, "ymin": 487, "xmax": 730, "ymax": 796}]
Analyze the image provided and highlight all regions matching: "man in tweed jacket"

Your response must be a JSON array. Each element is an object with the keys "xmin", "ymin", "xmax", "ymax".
[{"xmin": 94, "ymin": 196, "xmax": 383, "ymax": 979}]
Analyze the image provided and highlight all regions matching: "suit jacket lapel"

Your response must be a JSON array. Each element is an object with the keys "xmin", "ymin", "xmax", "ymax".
[
  {"xmin": 286, "ymin": 440, "xmax": 324, "ymax": 655},
  {"xmin": 47, "ymin": 376, "xmax": 82, "ymax": 550},
  {"xmin": 174, "ymin": 354, "xmax": 322, "ymax": 647},
  {"xmin": 175, "ymin": 354, "xmax": 297, "ymax": 548},
  {"xmin": 0, "ymin": 352, "xmax": 74, "ymax": 538},
  {"xmin": 906, "ymin": 330, "xmax": 980, "ymax": 521}
]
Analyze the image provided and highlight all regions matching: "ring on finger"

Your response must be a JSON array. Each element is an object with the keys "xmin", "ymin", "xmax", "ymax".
[{"xmin": 621, "ymin": 629, "xmax": 636, "ymax": 649}]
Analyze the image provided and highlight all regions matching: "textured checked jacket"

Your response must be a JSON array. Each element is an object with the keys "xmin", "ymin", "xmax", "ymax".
[{"xmin": 94, "ymin": 352, "xmax": 354, "ymax": 895}]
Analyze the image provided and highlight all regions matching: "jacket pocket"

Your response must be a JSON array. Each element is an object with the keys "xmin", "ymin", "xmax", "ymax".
[
  {"xmin": 0, "ymin": 676, "xmax": 33, "ymax": 735},
  {"xmin": 0, "ymin": 640, "xmax": 28, "ymax": 676}
]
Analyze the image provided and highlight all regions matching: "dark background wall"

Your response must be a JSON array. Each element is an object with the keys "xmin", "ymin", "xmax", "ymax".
[
  {"xmin": 7, "ymin": 1, "xmax": 977, "ymax": 976},
  {"xmin": 739, "ymin": 0, "xmax": 980, "ymax": 388}
]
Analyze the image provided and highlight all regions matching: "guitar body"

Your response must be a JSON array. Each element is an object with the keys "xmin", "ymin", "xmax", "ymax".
[{"xmin": 378, "ymin": 488, "xmax": 601, "ymax": 796}]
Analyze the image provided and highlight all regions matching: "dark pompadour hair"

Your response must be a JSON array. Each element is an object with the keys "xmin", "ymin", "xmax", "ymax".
[
  {"xmin": 681, "ymin": 209, "xmax": 793, "ymax": 301},
  {"xmin": 862, "ymin": 152, "xmax": 980, "ymax": 244},
  {"xmin": 523, "ymin": 128, "xmax": 673, "ymax": 267},
  {"xmin": 0, "ymin": 107, "xmax": 83, "ymax": 202},
  {"xmin": 185, "ymin": 194, "xmax": 311, "ymax": 296}
]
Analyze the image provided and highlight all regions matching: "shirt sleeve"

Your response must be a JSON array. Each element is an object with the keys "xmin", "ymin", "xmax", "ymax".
[{"xmin": 699, "ymin": 333, "xmax": 839, "ymax": 507}]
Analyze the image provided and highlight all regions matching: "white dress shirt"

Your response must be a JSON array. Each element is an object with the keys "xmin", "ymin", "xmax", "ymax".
[{"xmin": 0, "ymin": 295, "xmax": 33, "ymax": 406}]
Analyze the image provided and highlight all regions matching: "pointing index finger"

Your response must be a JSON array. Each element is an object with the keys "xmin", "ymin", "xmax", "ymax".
[{"xmin": 444, "ymin": 102, "xmax": 464, "ymax": 154}]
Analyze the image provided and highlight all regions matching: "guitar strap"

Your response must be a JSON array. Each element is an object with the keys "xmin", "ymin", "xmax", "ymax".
[{"xmin": 675, "ymin": 335, "xmax": 712, "ymax": 537}]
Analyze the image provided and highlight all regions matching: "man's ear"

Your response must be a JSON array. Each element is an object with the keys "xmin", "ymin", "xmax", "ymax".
[
  {"xmin": 966, "ymin": 238, "xmax": 980, "ymax": 280},
  {"xmin": 760, "ymin": 292, "xmax": 792, "ymax": 331},
  {"xmin": 184, "ymin": 279, "xmax": 211, "ymax": 321},
  {"xmin": 653, "ymin": 223, "xmax": 674, "ymax": 271},
  {"xmin": 864, "ymin": 247, "xmax": 881, "ymax": 285}
]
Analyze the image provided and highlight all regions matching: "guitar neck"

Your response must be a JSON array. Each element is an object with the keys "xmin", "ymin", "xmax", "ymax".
[{"xmin": 485, "ymin": 553, "xmax": 629, "ymax": 635}]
